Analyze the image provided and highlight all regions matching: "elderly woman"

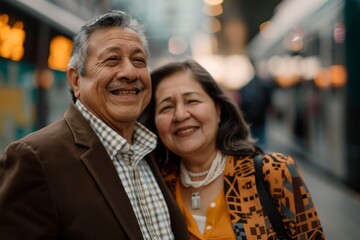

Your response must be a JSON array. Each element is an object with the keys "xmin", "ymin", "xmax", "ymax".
[{"xmin": 140, "ymin": 60, "xmax": 325, "ymax": 240}]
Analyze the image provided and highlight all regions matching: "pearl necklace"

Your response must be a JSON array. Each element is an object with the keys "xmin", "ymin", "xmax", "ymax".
[
  {"xmin": 180, "ymin": 151, "xmax": 226, "ymax": 209},
  {"xmin": 187, "ymin": 169, "xmax": 209, "ymax": 178}
]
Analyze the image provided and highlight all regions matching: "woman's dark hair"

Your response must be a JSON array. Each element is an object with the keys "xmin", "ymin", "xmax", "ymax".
[{"xmin": 140, "ymin": 59, "xmax": 262, "ymax": 166}]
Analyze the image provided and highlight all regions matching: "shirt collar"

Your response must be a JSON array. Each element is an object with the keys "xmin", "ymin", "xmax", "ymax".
[{"xmin": 75, "ymin": 100, "xmax": 157, "ymax": 161}]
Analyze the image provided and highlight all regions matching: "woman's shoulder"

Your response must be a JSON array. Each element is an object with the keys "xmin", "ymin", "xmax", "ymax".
[
  {"xmin": 259, "ymin": 152, "xmax": 301, "ymax": 190},
  {"xmin": 228, "ymin": 152, "xmax": 295, "ymax": 167},
  {"xmin": 226, "ymin": 152, "xmax": 296, "ymax": 177},
  {"xmin": 261, "ymin": 152, "xmax": 296, "ymax": 165}
]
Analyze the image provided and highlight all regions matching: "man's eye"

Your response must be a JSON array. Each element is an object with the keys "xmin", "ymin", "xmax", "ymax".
[
  {"xmin": 105, "ymin": 57, "xmax": 119, "ymax": 63},
  {"xmin": 133, "ymin": 57, "xmax": 145, "ymax": 62},
  {"xmin": 106, "ymin": 56, "xmax": 118, "ymax": 60},
  {"xmin": 133, "ymin": 58, "xmax": 146, "ymax": 67}
]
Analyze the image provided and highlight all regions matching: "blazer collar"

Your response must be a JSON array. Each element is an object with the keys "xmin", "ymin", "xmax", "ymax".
[
  {"xmin": 64, "ymin": 103, "xmax": 143, "ymax": 239},
  {"xmin": 146, "ymin": 155, "xmax": 190, "ymax": 239},
  {"xmin": 64, "ymin": 103, "xmax": 95, "ymax": 147},
  {"xmin": 64, "ymin": 103, "xmax": 189, "ymax": 239}
]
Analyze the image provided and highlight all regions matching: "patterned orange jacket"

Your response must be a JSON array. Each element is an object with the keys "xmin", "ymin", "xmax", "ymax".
[{"xmin": 162, "ymin": 152, "xmax": 325, "ymax": 240}]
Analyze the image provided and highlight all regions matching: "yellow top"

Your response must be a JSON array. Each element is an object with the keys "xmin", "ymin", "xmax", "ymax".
[{"xmin": 175, "ymin": 180, "xmax": 236, "ymax": 240}]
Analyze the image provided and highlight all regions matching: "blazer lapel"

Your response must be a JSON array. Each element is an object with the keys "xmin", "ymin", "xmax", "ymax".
[
  {"xmin": 146, "ymin": 155, "xmax": 190, "ymax": 239},
  {"xmin": 64, "ymin": 103, "xmax": 143, "ymax": 240}
]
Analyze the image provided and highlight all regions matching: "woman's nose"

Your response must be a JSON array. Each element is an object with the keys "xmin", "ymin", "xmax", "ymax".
[{"xmin": 173, "ymin": 106, "xmax": 190, "ymax": 122}]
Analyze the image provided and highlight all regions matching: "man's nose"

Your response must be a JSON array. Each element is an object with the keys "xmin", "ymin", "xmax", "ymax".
[{"xmin": 116, "ymin": 60, "xmax": 139, "ymax": 81}]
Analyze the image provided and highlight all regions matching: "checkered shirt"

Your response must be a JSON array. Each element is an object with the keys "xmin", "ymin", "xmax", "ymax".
[{"xmin": 75, "ymin": 101, "xmax": 174, "ymax": 240}]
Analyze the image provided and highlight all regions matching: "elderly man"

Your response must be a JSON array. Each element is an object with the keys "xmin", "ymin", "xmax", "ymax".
[{"xmin": 0, "ymin": 10, "xmax": 189, "ymax": 239}]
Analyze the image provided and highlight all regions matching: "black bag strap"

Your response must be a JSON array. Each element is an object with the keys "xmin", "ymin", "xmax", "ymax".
[{"xmin": 254, "ymin": 154, "xmax": 293, "ymax": 240}]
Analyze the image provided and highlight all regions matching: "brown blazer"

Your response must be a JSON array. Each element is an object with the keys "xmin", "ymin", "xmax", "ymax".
[{"xmin": 0, "ymin": 103, "xmax": 189, "ymax": 239}]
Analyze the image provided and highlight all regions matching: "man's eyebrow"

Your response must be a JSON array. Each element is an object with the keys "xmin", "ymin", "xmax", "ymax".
[
  {"xmin": 98, "ymin": 46, "xmax": 146, "ymax": 58},
  {"xmin": 98, "ymin": 46, "xmax": 121, "ymax": 58},
  {"xmin": 132, "ymin": 47, "xmax": 146, "ymax": 55}
]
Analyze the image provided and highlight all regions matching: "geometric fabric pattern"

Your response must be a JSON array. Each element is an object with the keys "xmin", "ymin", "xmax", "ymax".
[
  {"xmin": 162, "ymin": 152, "xmax": 325, "ymax": 240},
  {"xmin": 224, "ymin": 152, "xmax": 325, "ymax": 240}
]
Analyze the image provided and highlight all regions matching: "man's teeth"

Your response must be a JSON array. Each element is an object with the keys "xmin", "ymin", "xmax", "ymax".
[{"xmin": 112, "ymin": 90, "xmax": 137, "ymax": 95}]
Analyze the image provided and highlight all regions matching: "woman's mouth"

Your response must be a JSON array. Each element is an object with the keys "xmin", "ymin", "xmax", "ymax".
[{"xmin": 175, "ymin": 127, "xmax": 198, "ymax": 136}]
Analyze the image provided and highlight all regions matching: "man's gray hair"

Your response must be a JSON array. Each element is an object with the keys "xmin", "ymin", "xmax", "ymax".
[{"xmin": 68, "ymin": 10, "xmax": 148, "ymax": 76}]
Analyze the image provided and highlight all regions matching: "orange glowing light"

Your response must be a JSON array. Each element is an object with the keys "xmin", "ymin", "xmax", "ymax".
[
  {"xmin": 203, "ymin": 0, "xmax": 223, "ymax": 6},
  {"xmin": 48, "ymin": 35, "xmax": 73, "ymax": 72},
  {"xmin": 202, "ymin": 18, "xmax": 221, "ymax": 33},
  {"xmin": 0, "ymin": 14, "xmax": 26, "ymax": 61},
  {"xmin": 203, "ymin": 4, "xmax": 223, "ymax": 16},
  {"xmin": 275, "ymin": 75, "xmax": 301, "ymax": 88},
  {"xmin": 315, "ymin": 68, "xmax": 331, "ymax": 89},
  {"xmin": 330, "ymin": 65, "xmax": 347, "ymax": 87}
]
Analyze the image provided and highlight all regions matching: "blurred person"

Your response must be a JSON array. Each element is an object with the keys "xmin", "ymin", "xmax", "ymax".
[
  {"xmin": 0, "ymin": 10, "xmax": 189, "ymax": 239},
  {"xmin": 239, "ymin": 74, "xmax": 272, "ymax": 150},
  {"xmin": 140, "ymin": 60, "xmax": 325, "ymax": 240}
]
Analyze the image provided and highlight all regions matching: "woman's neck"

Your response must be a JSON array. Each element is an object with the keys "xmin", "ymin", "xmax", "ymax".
[
  {"xmin": 179, "ymin": 151, "xmax": 226, "ymax": 189},
  {"xmin": 181, "ymin": 150, "xmax": 218, "ymax": 173}
]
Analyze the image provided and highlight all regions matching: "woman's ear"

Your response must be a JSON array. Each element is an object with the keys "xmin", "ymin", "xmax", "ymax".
[
  {"xmin": 67, "ymin": 68, "xmax": 81, "ymax": 99},
  {"xmin": 216, "ymin": 104, "xmax": 221, "ymax": 124}
]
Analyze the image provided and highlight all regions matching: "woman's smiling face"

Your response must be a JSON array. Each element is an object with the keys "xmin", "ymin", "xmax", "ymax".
[{"xmin": 154, "ymin": 71, "xmax": 220, "ymax": 160}]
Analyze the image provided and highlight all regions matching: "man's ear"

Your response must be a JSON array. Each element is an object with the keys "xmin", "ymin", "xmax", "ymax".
[{"xmin": 67, "ymin": 68, "xmax": 81, "ymax": 99}]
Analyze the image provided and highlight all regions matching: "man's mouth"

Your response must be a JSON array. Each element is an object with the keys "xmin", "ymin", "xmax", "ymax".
[{"xmin": 110, "ymin": 89, "xmax": 140, "ymax": 95}]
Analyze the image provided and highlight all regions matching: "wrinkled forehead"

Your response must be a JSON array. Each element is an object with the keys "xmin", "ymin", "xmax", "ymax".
[{"xmin": 87, "ymin": 27, "xmax": 147, "ymax": 55}]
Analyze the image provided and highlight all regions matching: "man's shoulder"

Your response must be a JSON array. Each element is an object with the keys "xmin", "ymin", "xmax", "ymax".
[
  {"xmin": 1, "ymin": 118, "xmax": 73, "ymax": 160},
  {"xmin": 21, "ymin": 104, "xmax": 93, "ymax": 148},
  {"xmin": 14, "ymin": 118, "xmax": 70, "ymax": 150}
]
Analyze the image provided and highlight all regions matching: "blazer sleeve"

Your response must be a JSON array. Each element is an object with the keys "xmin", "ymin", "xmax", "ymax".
[
  {"xmin": 0, "ymin": 141, "xmax": 57, "ymax": 239},
  {"xmin": 261, "ymin": 152, "xmax": 325, "ymax": 240}
]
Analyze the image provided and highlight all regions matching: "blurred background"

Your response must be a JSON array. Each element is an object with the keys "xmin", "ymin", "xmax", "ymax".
[{"xmin": 1, "ymin": 0, "xmax": 360, "ymax": 238}]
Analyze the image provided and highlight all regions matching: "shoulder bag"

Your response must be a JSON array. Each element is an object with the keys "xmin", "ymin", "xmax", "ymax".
[{"xmin": 254, "ymin": 154, "xmax": 295, "ymax": 240}]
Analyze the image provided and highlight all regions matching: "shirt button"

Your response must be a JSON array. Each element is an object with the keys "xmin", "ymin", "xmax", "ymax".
[
  {"xmin": 210, "ymin": 202, "xmax": 216, "ymax": 208},
  {"xmin": 205, "ymin": 225, "xmax": 212, "ymax": 231}
]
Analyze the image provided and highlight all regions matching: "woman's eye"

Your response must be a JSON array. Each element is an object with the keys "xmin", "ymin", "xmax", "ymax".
[
  {"xmin": 158, "ymin": 105, "xmax": 173, "ymax": 113},
  {"xmin": 187, "ymin": 99, "xmax": 200, "ymax": 104}
]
